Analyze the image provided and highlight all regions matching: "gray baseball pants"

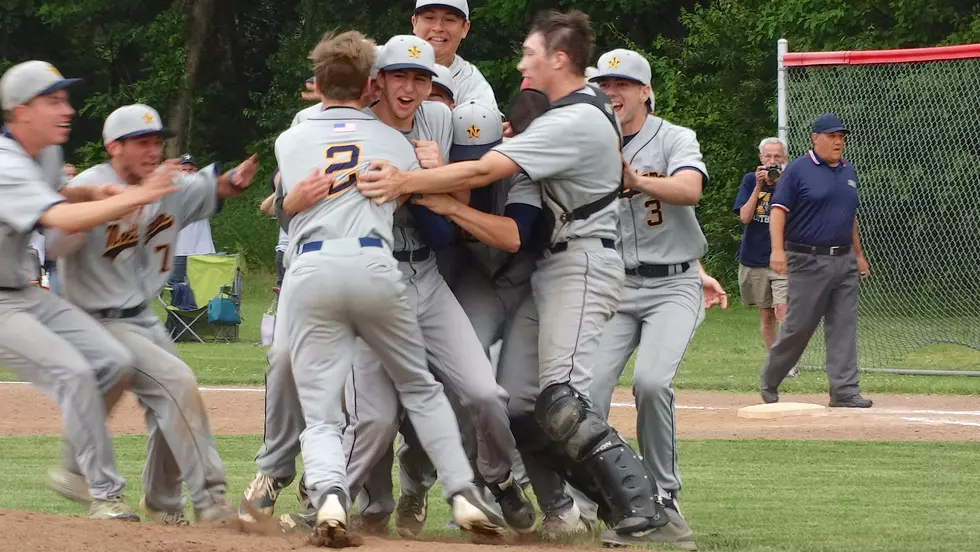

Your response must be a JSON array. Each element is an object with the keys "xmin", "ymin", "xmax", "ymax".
[
  {"xmin": 282, "ymin": 239, "xmax": 474, "ymax": 510},
  {"xmin": 762, "ymin": 250, "xmax": 861, "ymax": 399},
  {"xmin": 0, "ymin": 286, "xmax": 131, "ymax": 501},
  {"xmin": 344, "ymin": 253, "xmax": 514, "ymax": 513}
]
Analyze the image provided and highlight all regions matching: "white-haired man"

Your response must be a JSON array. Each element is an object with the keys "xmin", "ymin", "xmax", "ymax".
[{"xmin": 734, "ymin": 137, "xmax": 792, "ymax": 360}]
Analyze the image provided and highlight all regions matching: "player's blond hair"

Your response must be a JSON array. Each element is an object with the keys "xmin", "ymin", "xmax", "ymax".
[{"xmin": 309, "ymin": 30, "xmax": 376, "ymax": 102}]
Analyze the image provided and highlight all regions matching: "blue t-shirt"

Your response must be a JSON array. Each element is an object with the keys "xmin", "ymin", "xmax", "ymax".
[
  {"xmin": 771, "ymin": 150, "xmax": 859, "ymax": 247},
  {"xmin": 733, "ymin": 172, "xmax": 776, "ymax": 268}
]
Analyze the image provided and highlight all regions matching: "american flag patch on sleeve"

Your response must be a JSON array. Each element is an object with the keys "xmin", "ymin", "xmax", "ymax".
[{"xmin": 334, "ymin": 122, "xmax": 356, "ymax": 133}]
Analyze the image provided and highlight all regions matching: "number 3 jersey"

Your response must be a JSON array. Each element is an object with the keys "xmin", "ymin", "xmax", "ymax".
[
  {"xmin": 274, "ymin": 106, "xmax": 421, "ymax": 263},
  {"xmin": 56, "ymin": 162, "xmax": 220, "ymax": 312},
  {"xmin": 619, "ymin": 114, "xmax": 709, "ymax": 268}
]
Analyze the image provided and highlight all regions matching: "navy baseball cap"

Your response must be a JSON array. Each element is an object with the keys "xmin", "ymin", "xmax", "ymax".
[
  {"xmin": 811, "ymin": 113, "xmax": 849, "ymax": 134},
  {"xmin": 179, "ymin": 153, "xmax": 196, "ymax": 166}
]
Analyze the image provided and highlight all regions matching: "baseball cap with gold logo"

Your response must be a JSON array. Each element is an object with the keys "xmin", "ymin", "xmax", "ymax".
[
  {"xmin": 589, "ymin": 49, "xmax": 652, "ymax": 86},
  {"xmin": 0, "ymin": 60, "xmax": 83, "ymax": 111},
  {"xmin": 450, "ymin": 100, "xmax": 502, "ymax": 162},
  {"xmin": 102, "ymin": 104, "xmax": 175, "ymax": 143},
  {"xmin": 378, "ymin": 35, "xmax": 438, "ymax": 77}
]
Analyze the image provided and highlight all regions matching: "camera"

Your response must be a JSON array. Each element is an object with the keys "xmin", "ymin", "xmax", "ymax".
[{"xmin": 766, "ymin": 164, "xmax": 782, "ymax": 183}]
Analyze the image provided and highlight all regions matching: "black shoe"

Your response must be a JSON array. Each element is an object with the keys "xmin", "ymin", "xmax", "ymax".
[
  {"xmin": 829, "ymin": 394, "xmax": 873, "ymax": 408},
  {"xmin": 395, "ymin": 491, "xmax": 427, "ymax": 538},
  {"xmin": 486, "ymin": 473, "xmax": 536, "ymax": 534},
  {"xmin": 761, "ymin": 387, "xmax": 779, "ymax": 404}
]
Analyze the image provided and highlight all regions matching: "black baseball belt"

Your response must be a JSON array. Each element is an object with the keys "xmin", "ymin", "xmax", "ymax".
[
  {"xmin": 625, "ymin": 262, "xmax": 692, "ymax": 278},
  {"xmin": 785, "ymin": 242, "xmax": 851, "ymax": 256}
]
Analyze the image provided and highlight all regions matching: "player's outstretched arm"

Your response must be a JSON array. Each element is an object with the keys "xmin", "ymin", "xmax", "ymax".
[
  {"xmin": 216, "ymin": 154, "xmax": 259, "ymax": 199},
  {"xmin": 40, "ymin": 166, "xmax": 180, "ymax": 233},
  {"xmin": 357, "ymin": 153, "xmax": 519, "ymax": 204},
  {"xmin": 412, "ymin": 193, "xmax": 529, "ymax": 253}
]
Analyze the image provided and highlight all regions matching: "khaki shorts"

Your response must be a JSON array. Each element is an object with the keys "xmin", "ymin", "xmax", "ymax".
[{"xmin": 738, "ymin": 264, "xmax": 787, "ymax": 308}]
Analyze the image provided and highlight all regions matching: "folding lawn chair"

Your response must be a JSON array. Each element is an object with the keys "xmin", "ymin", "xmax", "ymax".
[{"xmin": 162, "ymin": 253, "xmax": 243, "ymax": 343}]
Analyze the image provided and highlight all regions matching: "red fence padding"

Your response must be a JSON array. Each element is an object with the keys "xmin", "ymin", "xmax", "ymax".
[{"xmin": 784, "ymin": 44, "xmax": 980, "ymax": 66}]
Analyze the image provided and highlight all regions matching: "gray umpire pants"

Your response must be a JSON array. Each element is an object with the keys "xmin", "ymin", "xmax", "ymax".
[
  {"xmin": 761, "ymin": 249, "xmax": 861, "ymax": 399},
  {"xmin": 343, "ymin": 253, "xmax": 514, "ymax": 514},
  {"xmin": 282, "ymin": 239, "xmax": 474, "ymax": 511},
  {"xmin": 0, "ymin": 286, "xmax": 131, "ymax": 501}
]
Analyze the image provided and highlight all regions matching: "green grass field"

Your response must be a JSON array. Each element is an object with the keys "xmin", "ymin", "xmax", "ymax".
[
  {"xmin": 3, "ymin": 435, "xmax": 978, "ymax": 552},
  {"xmin": 2, "ymin": 269, "xmax": 979, "ymax": 551}
]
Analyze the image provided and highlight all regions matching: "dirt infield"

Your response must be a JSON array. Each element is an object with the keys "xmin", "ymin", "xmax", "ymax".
[{"xmin": 1, "ymin": 383, "xmax": 978, "ymax": 441}]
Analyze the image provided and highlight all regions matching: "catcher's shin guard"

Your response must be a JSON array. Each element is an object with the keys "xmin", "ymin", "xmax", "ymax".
[{"xmin": 534, "ymin": 384, "xmax": 665, "ymax": 532}]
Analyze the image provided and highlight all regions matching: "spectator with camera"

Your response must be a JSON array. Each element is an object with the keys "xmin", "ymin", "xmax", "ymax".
[{"xmin": 734, "ymin": 138, "xmax": 794, "ymax": 368}]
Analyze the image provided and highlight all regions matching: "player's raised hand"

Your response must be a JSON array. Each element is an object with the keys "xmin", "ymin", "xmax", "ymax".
[
  {"xmin": 411, "ymin": 193, "xmax": 460, "ymax": 216},
  {"xmin": 358, "ymin": 160, "xmax": 405, "ymax": 205},
  {"xmin": 129, "ymin": 160, "xmax": 181, "ymax": 204},
  {"xmin": 700, "ymin": 272, "xmax": 728, "ymax": 310},
  {"xmin": 411, "ymin": 139, "xmax": 444, "ymax": 169},
  {"xmin": 301, "ymin": 80, "xmax": 319, "ymax": 102},
  {"xmin": 230, "ymin": 154, "xmax": 259, "ymax": 189}
]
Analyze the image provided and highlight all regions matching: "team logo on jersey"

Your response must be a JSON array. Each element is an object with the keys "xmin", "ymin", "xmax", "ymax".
[
  {"xmin": 103, "ymin": 224, "xmax": 140, "ymax": 260},
  {"xmin": 466, "ymin": 124, "xmax": 480, "ymax": 140},
  {"xmin": 607, "ymin": 57, "xmax": 621, "ymax": 69},
  {"xmin": 407, "ymin": 46, "xmax": 422, "ymax": 59},
  {"xmin": 144, "ymin": 212, "xmax": 175, "ymax": 243}
]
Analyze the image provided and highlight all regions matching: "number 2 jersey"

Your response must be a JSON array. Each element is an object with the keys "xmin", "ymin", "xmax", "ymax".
[
  {"xmin": 57, "ymin": 162, "xmax": 220, "ymax": 312},
  {"xmin": 274, "ymin": 106, "xmax": 420, "ymax": 264},
  {"xmin": 619, "ymin": 114, "xmax": 709, "ymax": 268}
]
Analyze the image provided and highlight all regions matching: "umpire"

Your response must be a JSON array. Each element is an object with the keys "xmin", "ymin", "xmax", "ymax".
[{"xmin": 761, "ymin": 113, "xmax": 872, "ymax": 408}]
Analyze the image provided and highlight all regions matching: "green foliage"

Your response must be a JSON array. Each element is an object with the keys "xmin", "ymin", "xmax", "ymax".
[{"xmin": 2, "ymin": 0, "xmax": 979, "ymax": 280}]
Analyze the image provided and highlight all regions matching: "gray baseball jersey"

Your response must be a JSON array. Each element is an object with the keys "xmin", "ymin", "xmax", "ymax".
[
  {"xmin": 493, "ymin": 87, "xmax": 621, "ymax": 246},
  {"xmin": 291, "ymin": 103, "xmax": 323, "ymax": 127},
  {"xmin": 56, "ymin": 163, "xmax": 219, "ymax": 311},
  {"xmin": 381, "ymin": 101, "xmax": 454, "ymax": 253},
  {"xmin": 450, "ymin": 55, "xmax": 498, "ymax": 112},
  {"xmin": 0, "ymin": 136, "xmax": 68, "ymax": 288},
  {"xmin": 619, "ymin": 115, "xmax": 708, "ymax": 267},
  {"xmin": 275, "ymin": 106, "xmax": 421, "ymax": 259}
]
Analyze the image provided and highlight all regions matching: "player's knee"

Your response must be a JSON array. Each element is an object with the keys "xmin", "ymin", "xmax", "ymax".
[
  {"xmin": 535, "ymin": 383, "xmax": 610, "ymax": 462},
  {"xmin": 632, "ymin": 368, "xmax": 674, "ymax": 402}
]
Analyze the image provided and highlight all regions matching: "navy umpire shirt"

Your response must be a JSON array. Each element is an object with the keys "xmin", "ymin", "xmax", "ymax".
[{"xmin": 771, "ymin": 149, "xmax": 859, "ymax": 247}]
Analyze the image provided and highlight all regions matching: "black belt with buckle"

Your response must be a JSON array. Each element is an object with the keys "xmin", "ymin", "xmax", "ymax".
[
  {"xmin": 297, "ymin": 237, "xmax": 382, "ymax": 255},
  {"xmin": 0, "ymin": 286, "xmax": 24, "ymax": 292},
  {"xmin": 786, "ymin": 242, "xmax": 851, "ymax": 256},
  {"xmin": 548, "ymin": 238, "xmax": 615, "ymax": 254},
  {"xmin": 394, "ymin": 247, "xmax": 432, "ymax": 263},
  {"xmin": 94, "ymin": 302, "xmax": 147, "ymax": 319},
  {"xmin": 626, "ymin": 261, "xmax": 691, "ymax": 278}
]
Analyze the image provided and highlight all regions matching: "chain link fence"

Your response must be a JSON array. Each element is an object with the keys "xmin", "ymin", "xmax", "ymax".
[{"xmin": 782, "ymin": 47, "xmax": 980, "ymax": 375}]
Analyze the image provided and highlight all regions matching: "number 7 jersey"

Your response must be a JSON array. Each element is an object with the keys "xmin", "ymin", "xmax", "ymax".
[
  {"xmin": 619, "ymin": 114, "xmax": 709, "ymax": 268},
  {"xmin": 274, "ymin": 106, "xmax": 421, "ymax": 261},
  {"xmin": 57, "ymin": 162, "xmax": 221, "ymax": 312}
]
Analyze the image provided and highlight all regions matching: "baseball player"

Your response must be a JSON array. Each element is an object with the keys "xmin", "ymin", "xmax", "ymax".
[
  {"xmin": 335, "ymin": 35, "xmax": 533, "ymax": 538},
  {"xmin": 582, "ymin": 48, "xmax": 727, "ymax": 549},
  {"xmin": 412, "ymin": 0, "xmax": 497, "ymax": 109},
  {"xmin": 0, "ymin": 60, "xmax": 178, "ymax": 521},
  {"xmin": 428, "ymin": 64, "xmax": 456, "ymax": 107},
  {"xmin": 270, "ymin": 30, "xmax": 505, "ymax": 543},
  {"xmin": 50, "ymin": 104, "xmax": 258, "ymax": 524},
  {"xmin": 356, "ymin": 11, "xmax": 673, "ymax": 547},
  {"xmin": 239, "ymin": 46, "xmax": 388, "ymax": 522},
  {"xmin": 391, "ymin": 99, "xmax": 544, "ymax": 529}
]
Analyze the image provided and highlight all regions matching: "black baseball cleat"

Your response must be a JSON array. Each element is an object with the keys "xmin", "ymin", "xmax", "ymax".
[
  {"xmin": 601, "ymin": 514, "xmax": 697, "ymax": 550},
  {"xmin": 449, "ymin": 486, "xmax": 507, "ymax": 537},
  {"xmin": 486, "ymin": 473, "xmax": 536, "ymax": 534},
  {"xmin": 830, "ymin": 394, "xmax": 873, "ymax": 408},
  {"xmin": 395, "ymin": 491, "xmax": 428, "ymax": 538},
  {"xmin": 761, "ymin": 387, "xmax": 779, "ymax": 404}
]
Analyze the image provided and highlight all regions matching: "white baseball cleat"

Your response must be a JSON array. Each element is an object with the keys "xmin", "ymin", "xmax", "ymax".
[
  {"xmin": 450, "ymin": 487, "xmax": 506, "ymax": 536},
  {"xmin": 313, "ymin": 494, "xmax": 350, "ymax": 547}
]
